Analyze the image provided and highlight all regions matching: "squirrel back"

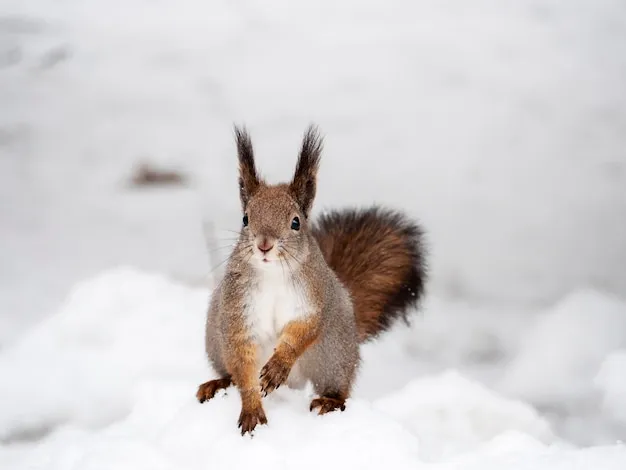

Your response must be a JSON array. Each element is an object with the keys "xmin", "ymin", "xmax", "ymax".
[{"xmin": 312, "ymin": 206, "xmax": 427, "ymax": 342}]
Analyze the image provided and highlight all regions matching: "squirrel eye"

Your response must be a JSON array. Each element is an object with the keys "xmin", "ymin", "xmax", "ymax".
[
  {"xmin": 243, "ymin": 214, "xmax": 249, "ymax": 227},
  {"xmin": 291, "ymin": 216, "xmax": 300, "ymax": 231}
]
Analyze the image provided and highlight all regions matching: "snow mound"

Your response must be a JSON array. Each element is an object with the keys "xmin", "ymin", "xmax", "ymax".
[
  {"xmin": 1, "ymin": 268, "xmax": 626, "ymax": 469},
  {"xmin": 438, "ymin": 440, "xmax": 626, "ymax": 470},
  {"xmin": 499, "ymin": 290, "xmax": 626, "ymax": 405},
  {"xmin": 376, "ymin": 370, "xmax": 556, "ymax": 461},
  {"xmin": 0, "ymin": 267, "xmax": 209, "ymax": 442},
  {"xmin": 595, "ymin": 350, "xmax": 626, "ymax": 425}
]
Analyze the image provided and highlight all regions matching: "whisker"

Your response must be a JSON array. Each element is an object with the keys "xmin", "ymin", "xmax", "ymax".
[
  {"xmin": 279, "ymin": 254, "xmax": 288, "ymax": 284},
  {"xmin": 281, "ymin": 245, "xmax": 304, "ymax": 266},
  {"xmin": 207, "ymin": 255, "xmax": 231, "ymax": 275},
  {"xmin": 209, "ymin": 242, "xmax": 253, "ymax": 271},
  {"xmin": 206, "ymin": 243, "xmax": 239, "ymax": 253},
  {"xmin": 280, "ymin": 241, "xmax": 305, "ymax": 255},
  {"xmin": 242, "ymin": 249, "xmax": 254, "ymax": 267},
  {"xmin": 219, "ymin": 229, "xmax": 245, "ymax": 236},
  {"xmin": 282, "ymin": 250, "xmax": 309, "ymax": 308}
]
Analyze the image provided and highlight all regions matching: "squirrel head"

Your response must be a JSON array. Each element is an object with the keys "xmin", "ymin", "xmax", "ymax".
[{"xmin": 233, "ymin": 125, "xmax": 323, "ymax": 268}]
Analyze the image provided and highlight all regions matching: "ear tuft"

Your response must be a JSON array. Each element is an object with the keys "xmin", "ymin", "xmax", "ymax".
[
  {"xmin": 290, "ymin": 124, "xmax": 323, "ymax": 218},
  {"xmin": 234, "ymin": 125, "xmax": 260, "ymax": 209}
]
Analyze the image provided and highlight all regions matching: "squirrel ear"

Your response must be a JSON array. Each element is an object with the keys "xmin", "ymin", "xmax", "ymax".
[
  {"xmin": 290, "ymin": 125, "xmax": 323, "ymax": 218},
  {"xmin": 234, "ymin": 125, "xmax": 260, "ymax": 210}
]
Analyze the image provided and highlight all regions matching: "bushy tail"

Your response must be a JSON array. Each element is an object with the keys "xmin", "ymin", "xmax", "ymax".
[{"xmin": 312, "ymin": 206, "xmax": 427, "ymax": 342}]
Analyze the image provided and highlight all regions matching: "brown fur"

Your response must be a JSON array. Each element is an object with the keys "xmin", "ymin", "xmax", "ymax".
[
  {"xmin": 310, "ymin": 395, "xmax": 347, "ymax": 414},
  {"xmin": 197, "ymin": 125, "xmax": 427, "ymax": 435},
  {"xmin": 259, "ymin": 316, "xmax": 321, "ymax": 396},
  {"xmin": 221, "ymin": 295, "xmax": 268, "ymax": 435},
  {"xmin": 313, "ymin": 207, "xmax": 427, "ymax": 342},
  {"xmin": 196, "ymin": 376, "xmax": 232, "ymax": 403},
  {"xmin": 234, "ymin": 126, "xmax": 261, "ymax": 210},
  {"xmin": 289, "ymin": 126, "xmax": 322, "ymax": 217}
]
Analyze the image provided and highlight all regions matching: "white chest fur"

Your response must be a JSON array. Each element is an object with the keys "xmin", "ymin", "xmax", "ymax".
[{"xmin": 244, "ymin": 265, "xmax": 309, "ymax": 358}]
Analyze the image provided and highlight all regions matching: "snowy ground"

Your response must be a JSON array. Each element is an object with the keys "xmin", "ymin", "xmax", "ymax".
[
  {"xmin": 1, "ymin": 269, "xmax": 625, "ymax": 469},
  {"xmin": 1, "ymin": 0, "xmax": 626, "ymax": 468}
]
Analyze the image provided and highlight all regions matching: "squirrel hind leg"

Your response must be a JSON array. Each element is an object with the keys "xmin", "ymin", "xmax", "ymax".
[
  {"xmin": 309, "ymin": 393, "xmax": 346, "ymax": 415},
  {"xmin": 196, "ymin": 376, "xmax": 232, "ymax": 403},
  {"xmin": 302, "ymin": 338, "xmax": 358, "ymax": 415},
  {"xmin": 309, "ymin": 391, "xmax": 347, "ymax": 415}
]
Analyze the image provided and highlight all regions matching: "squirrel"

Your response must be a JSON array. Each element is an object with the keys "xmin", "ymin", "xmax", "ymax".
[{"xmin": 196, "ymin": 125, "xmax": 427, "ymax": 435}]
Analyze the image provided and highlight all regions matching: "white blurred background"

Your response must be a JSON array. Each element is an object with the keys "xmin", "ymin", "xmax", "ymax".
[{"xmin": 1, "ymin": 0, "xmax": 626, "ymax": 463}]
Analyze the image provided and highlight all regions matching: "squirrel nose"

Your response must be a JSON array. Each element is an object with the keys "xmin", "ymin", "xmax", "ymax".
[{"xmin": 257, "ymin": 238, "xmax": 274, "ymax": 254}]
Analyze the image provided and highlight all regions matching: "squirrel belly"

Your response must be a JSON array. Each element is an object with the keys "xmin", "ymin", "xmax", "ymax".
[{"xmin": 243, "ymin": 262, "xmax": 313, "ymax": 388}]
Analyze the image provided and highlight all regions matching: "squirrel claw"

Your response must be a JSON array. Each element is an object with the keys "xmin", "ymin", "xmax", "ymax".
[
  {"xmin": 259, "ymin": 355, "xmax": 290, "ymax": 396},
  {"xmin": 238, "ymin": 405, "xmax": 268, "ymax": 436},
  {"xmin": 310, "ymin": 396, "xmax": 346, "ymax": 415},
  {"xmin": 196, "ymin": 377, "xmax": 232, "ymax": 403}
]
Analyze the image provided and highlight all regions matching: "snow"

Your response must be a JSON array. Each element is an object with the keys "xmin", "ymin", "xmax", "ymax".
[
  {"xmin": 0, "ymin": 268, "xmax": 209, "ymax": 443},
  {"xmin": 375, "ymin": 370, "xmax": 555, "ymax": 461},
  {"xmin": 2, "ymin": 0, "xmax": 626, "ymax": 342},
  {"xmin": 500, "ymin": 291, "xmax": 626, "ymax": 402},
  {"xmin": 595, "ymin": 350, "xmax": 626, "ymax": 426},
  {"xmin": 1, "ymin": 269, "xmax": 625, "ymax": 469},
  {"xmin": 2, "ymin": 0, "xmax": 626, "ymax": 468}
]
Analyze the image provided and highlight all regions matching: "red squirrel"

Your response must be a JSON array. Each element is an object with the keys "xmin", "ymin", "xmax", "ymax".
[{"xmin": 197, "ymin": 125, "xmax": 427, "ymax": 434}]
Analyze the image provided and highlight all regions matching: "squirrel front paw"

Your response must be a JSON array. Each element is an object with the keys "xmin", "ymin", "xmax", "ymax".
[
  {"xmin": 238, "ymin": 404, "xmax": 267, "ymax": 435},
  {"xmin": 259, "ymin": 353, "xmax": 291, "ymax": 396}
]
